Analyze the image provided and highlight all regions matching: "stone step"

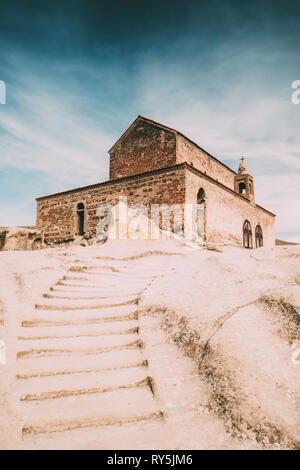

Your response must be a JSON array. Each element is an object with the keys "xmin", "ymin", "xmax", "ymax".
[
  {"xmin": 49, "ymin": 285, "xmax": 141, "ymax": 296},
  {"xmin": 16, "ymin": 349, "xmax": 146, "ymax": 379},
  {"xmin": 68, "ymin": 264, "xmax": 157, "ymax": 275},
  {"xmin": 68, "ymin": 265, "xmax": 121, "ymax": 273},
  {"xmin": 63, "ymin": 273, "xmax": 121, "ymax": 281},
  {"xmin": 21, "ymin": 312, "xmax": 138, "ymax": 328},
  {"xmin": 18, "ymin": 366, "xmax": 150, "ymax": 399},
  {"xmin": 18, "ymin": 319, "xmax": 139, "ymax": 340},
  {"xmin": 21, "ymin": 304, "xmax": 138, "ymax": 327},
  {"xmin": 16, "ymin": 338, "xmax": 142, "ymax": 360},
  {"xmin": 64, "ymin": 271, "xmax": 154, "ymax": 281},
  {"xmin": 42, "ymin": 292, "xmax": 139, "ymax": 302},
  {"xmin": 21, "ymin": 387, "xmax": 162, "ymax": 436},
  {"xmin": 18, "ymin": 332, "xmax": 138, "ymax": 352},
  {"xmin": 22, "ymin": 413, "xmax": 166, "ymax": 449},
  {"xmin": 55, "ymin": 280, "xmax": 120, "ymax": 288},
  {"xmin": 35, "ymin": 297, "xmax": 138, "ymax": 311},
  {"xmin": 54, "ymin": 279, "xmax": 147, "ymax": 289}
]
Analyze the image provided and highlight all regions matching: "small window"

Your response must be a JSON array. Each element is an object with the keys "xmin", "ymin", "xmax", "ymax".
[
  {"xmin": 77, "ymin": 203, "xmax": 85, "ymax": 236},
  {"xmin": 243, "ymin": 220, "xmax": 252, "ymax": 249},
  {"xmin": 197, "ymin": 188, "xmax": 205, "ymax": 204},
  {"xmin": 239, "ymin": 182, "xmax": 247, "ymax": 194},
  {"xmin": 255, "ymin": 224, "xmax": 263, "ymax": 248}
]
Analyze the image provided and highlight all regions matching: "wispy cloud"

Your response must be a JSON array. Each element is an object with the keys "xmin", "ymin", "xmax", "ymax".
[
  {"xmin": 0, "ymin": 76, "xmax": 113, "ymax": 186},
  {"xmin": 0, "ymin": 1, "xmax": 299, "ymax": 241},
  {"xmin": 133, "ymin": 42, "xmax": 300, "ymax": 241}
]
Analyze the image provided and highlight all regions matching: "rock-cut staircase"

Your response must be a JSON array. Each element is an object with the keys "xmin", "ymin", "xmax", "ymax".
[{"xmin": 15, "ymin": 260, "xmax": 164, "ymax": 448}]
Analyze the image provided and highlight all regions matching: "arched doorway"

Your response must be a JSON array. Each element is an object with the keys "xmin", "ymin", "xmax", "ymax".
[
  {"xmin": 255, "ymin": 224, "xmax": 263, "ymax": 248},
  {"xmin": 196, "ymin": 188, "xmax": 206, "ymax": 242},
  {"xmin": 77, "ymin": 203, "xmax": 85, "ymax": 236},
  {"xmin": 243, "ymin": 220, "xmax": 252, "ymax": 249}
]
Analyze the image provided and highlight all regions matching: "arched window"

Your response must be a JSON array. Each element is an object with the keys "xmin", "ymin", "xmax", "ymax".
[
  {"xmin": 243, "ymin": 220, "xmax": 252, "ymax": 249},
  {"xmin": 239, "ymin": 182, "xmax": 247, "ymax": 194},
  {"xmin": 255, "ymin": 224, "xmax": 263, "ymax": 248},
  {"xmin": 196, "ymin": 188, "xmax": 206, "ymax": 241},
  {"xmin": 197, "ymin": 188, "xmax": 205, "ymax": 204},
  {"xmin": 77, "ymin": 203, "xmax": 85, "ymax": 236}
]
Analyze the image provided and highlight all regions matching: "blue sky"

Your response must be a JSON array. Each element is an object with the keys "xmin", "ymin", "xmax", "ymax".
[{"xmin": 0, "ymin": 0, "xmax": 299, "ymax": 241}]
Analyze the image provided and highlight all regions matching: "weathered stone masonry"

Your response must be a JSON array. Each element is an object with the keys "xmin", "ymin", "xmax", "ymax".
[
  {"xmin": 36, "ymin": 115, "xmax": 275, "ymax": 248},
  {"xmin": 36, "ymin": 165, "xmax": 186, "ymax": 242},
  {"xmin": 109, "ymin": 119, "xmax": 177, "ymax": 180},
  {"xmin": 185, "ymin": 167, "xmax": 274, "ymax": 248}
]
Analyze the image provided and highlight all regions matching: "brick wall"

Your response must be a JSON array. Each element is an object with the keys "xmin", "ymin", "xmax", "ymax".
[
  {"xmin": 36, "ymin": 161, "xmax": 275, "ymax": 248},
  {"xmin": 109, "ymin": 120, "xmax": 177, "ymax": 180},
  {"xmin": 177, "ymin": 135, "xmax": 236, "ymax": 190},
  {"xmin": 36, "ymin": 166, "xmax": 186, "ymax": 243},
  {"xmin": 109, "ymin": 118, "xmax": 237, "ymax": 191}
]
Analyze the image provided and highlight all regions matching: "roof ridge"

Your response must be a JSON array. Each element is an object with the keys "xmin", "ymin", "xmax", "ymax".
[{"xmin": 109, "ymin": 115, "xmax": 237, "ymax": 176}]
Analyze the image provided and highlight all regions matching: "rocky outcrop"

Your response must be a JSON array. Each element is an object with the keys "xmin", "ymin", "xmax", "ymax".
[
  {"xmin": 0, "ymin": 227, "xmax": 42, "ymax": 251},
  {"xmin": 0, "ymin": 226, "xmax": 110, "ymax": 251}
]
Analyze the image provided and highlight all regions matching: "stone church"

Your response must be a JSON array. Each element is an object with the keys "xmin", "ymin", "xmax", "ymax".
[{"xmin": 36, "ymin": 116, "xmax": 275, "ymax": 248}]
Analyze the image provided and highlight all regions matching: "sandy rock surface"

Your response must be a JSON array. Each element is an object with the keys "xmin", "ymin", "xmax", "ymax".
[{"xmin": 0, "ymin": 240, "xmax": 299, "ymax": 449}]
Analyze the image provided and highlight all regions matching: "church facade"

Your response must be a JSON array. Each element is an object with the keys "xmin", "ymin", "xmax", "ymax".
[{"xmin": 36, "ymin": 116, "xmax": 275, "ymax": 248}]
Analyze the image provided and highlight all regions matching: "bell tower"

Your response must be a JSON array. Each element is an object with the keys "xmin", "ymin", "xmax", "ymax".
[{"xmin": 234, "ymin": 158, "xmax": 255, "ymax": 203}]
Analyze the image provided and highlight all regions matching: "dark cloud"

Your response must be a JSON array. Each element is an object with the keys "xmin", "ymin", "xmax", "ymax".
[{"xmin": 1, "ymin": 1, "xmax": 300, "ymax": 55}]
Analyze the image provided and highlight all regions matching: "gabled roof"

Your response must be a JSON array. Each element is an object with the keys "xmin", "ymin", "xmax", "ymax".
[
  {"xmin": 108, "ymin": 115, "xmax": 176, "ymax": 153},
  {"xmin": 109, "ymin": 115, "xmax": 237, "ymax": 176}
]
